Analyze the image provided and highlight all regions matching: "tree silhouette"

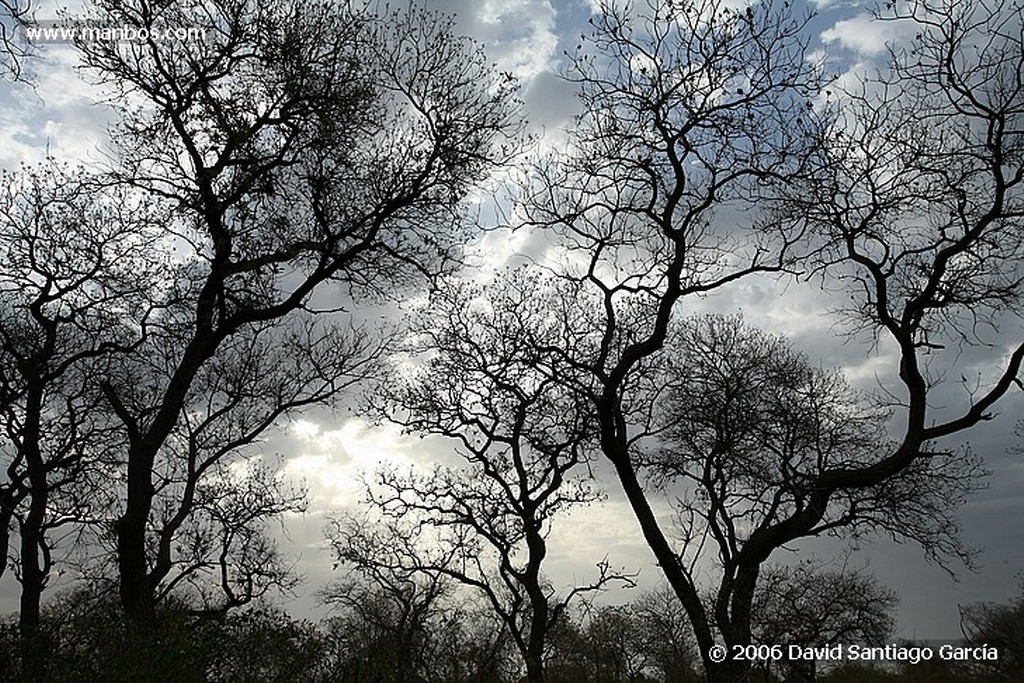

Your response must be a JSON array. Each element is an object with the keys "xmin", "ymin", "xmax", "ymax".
[
  {"xmin": 960, "ymin": 576, "xmax": 1024, "ymax": 681},
  {"xmin": 0, "ymin": 163, "xmax": 165, "ymax": 681},
  {"xmin": 322, "ymin": 515, "xmax": 517, "ymax": 683},
  {"xmin": 331, "ymin": 276, "xmax": 634, "ymax": 683},
  {"xmin": 546, "ymin": 584, "xmax": 702, "ymax": 683},
  {"xmin": 518, "ymin": 0, "xmax": 1024, "ymax": 680},
  {"xmin": 521, "ymin": 0, "xmax": 822, "ymax": 678},
  {"xmin": 633, "ymin": 314, "xmax": 956, "ymax": 681},
  {"xmin": 69, "ymin": 0, "xmax": 520, "ymax": 629},
  {"xmin": 752, "ymin": 562, "xmax": 897, "ymax": 682},
  {"xmin": 3, "ymin": 0, "xmax": 1023, "ymax": 678}
]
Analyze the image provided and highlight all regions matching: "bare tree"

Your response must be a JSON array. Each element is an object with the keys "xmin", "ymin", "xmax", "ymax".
[
  {"xmin": 513, "ymin": 0, "xmax": 1024, "ymax": 680},
  {"xmin": 752, "ymin": 562, "xmax": 897, "ymax": 682},
  {"xmin": 321, "ymin": 531, "xmax": 452, "ymax": 683},
  {"xmin": 573, "ymin": 605, "xmax": 658, "ymax": 682},
  {"xmin": 631, "ymin": 315, "xmax": 945, "ymax": 682},
  {"xmin": 519, "ymin": 0, "xmax": 823, "ymax": 678},
  {"xmin": 97, "ymin": 313, "xmax": 381, "ymax": 619},
  {"xmin": 331, "ymin": 276, "xmax": 634, "ymax": 683},
  {"xmin": 153, "ymin": 457, "xmax": 308, "ymax": 616},
  {"xmin": 320, "ymin": 539, "xmax": 517, "ymax": 683},
  {"xmin": 547, "ymin": 584, "xmax": 701, "ymax": 683},
  {"xmin": 67, "ymin": 0, "xmax": 519, "ymax": 629},
  {"xmin": 631, "ymin": 584, "xmax": 702, "ymax": 683},
  {"xmin": 786, "ymin": 0, "xmax": 1024, "ymax": 471},
  {"xmin": 0, "ymin": 163, "xmax": 164, "ymax": 681}
]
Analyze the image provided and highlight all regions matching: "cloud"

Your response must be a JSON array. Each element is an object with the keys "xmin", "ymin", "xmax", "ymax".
[
  {"xmin": 821, "ymin": 12, "xmax": 911, "ymax": 57},
  {"xmin": 0, "ymin": 44, "xmax": 116, "ymax": 168},
  {"xmin": 522, "ymin": 69, "xmax": 579, "ymax": 132},
  {"xmin": 427, "ymin": 0, "xmax": 560, "ymax": 82},
  {"xmin": 281, "ymin": 416, "xmax": 428, "ymax": 511}
]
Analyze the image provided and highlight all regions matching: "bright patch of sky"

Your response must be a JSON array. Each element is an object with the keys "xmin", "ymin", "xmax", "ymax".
[
  {"xmin": 282, "ymin": 417, "xmax": 421, "ymax": 511},
  {"xmin": 0, "ymin": 45, "xmax": 116, "ymax": 166},
  {"xmin": 821, "ymin": 11, "xmax": 913, "ymax": 56}
]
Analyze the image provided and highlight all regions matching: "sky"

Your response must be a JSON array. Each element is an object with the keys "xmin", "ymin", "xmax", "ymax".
[{"xmin": 1, "ymin": 0, "xmax": 1023, "ymax": 644}]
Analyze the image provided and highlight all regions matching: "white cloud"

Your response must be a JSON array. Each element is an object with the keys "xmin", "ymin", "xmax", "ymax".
[
  {"xmin": 282, "ymin": 417, "xmax": 427, "ymax": 510},
  {"xmin": 821, "ymin": 13, "xmax": 909, "ymax": 57},
  {"xmin": 434, "ymin": 0, "xmax": 560, "ymax": 82},
  {"xmin": 0, "ymin": 43, "xmax": 116, "ymax": 168}
]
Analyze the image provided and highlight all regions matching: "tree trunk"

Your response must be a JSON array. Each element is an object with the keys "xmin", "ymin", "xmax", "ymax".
[
  {"xmin": 600, "ymin": 426, "xmax": 761, "ymax": 683},
  {"xmin": 116, "ymin": 447, "xmax": 158, "ymax": 630},
  {"xmin": 19, "ymin": 515, "xmax": 47, "ymax": 683},
  {"xmin": 524, "ymin": 650, "xmax": 544, "ymax": 683},
  {"xmin": 603, "ymin": 437, "xmax": 716, "ymax": 651},
  {"xmin": 524, "ymin": 520, "xmax": 549, "ymax": 683},
  {"xmin": 19, "ymin": 390, "xmax": 49, "ymax": 682},
  {"xmin": 110, "ymin": 340, "xmax": 216, "ymax": 630}
]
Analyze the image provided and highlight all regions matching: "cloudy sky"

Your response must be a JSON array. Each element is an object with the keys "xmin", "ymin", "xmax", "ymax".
[{"xmin": 2, "ymin": 0, "xmax": 1023, "ymax": 643}]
